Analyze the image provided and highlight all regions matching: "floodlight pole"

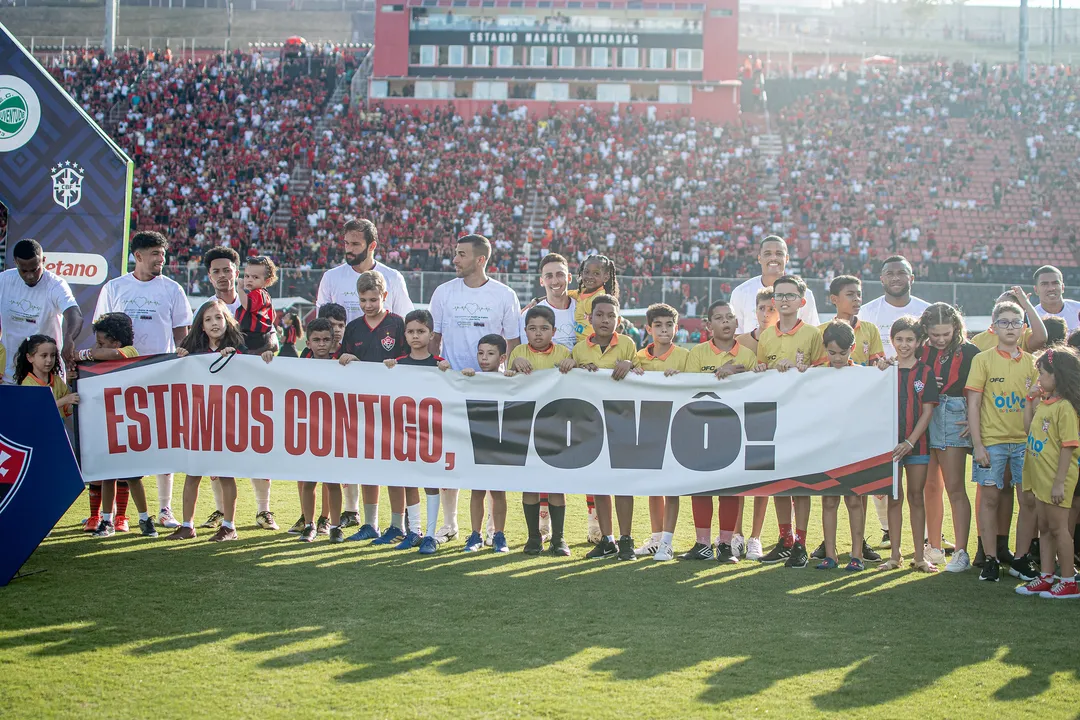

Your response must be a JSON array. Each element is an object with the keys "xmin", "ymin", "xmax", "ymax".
[
  {"xmin": 104, "ymin": 0, "xmax": 118, "ymax": 57},
  {"xmin": 1018, "ymin": 0, "xmax": 1029, "ymax": 80}
]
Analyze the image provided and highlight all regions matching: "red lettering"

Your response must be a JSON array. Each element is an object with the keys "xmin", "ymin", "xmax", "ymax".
[
  {"xmin": 334, "ymin": 393, "xmax": 358, "ymax": 459},
  {"xmin": 358, "ymin": 394, "xmax": 378, "ymax": 459},
  {"xmin": 285, "ymin": 389, "xmax": 306, "ymax": 455},
  {"xmin": 103, "ymin": 387, "xmax": 126, "ymax": 453},
  {"xmin": 147, "ymin": 384, "xmax": 169, "ymax": 449},
  {"xmin": 225, "ymin": 387, "xmax": 248, "ymax": 453},
  {"xmin": 310, "ymin": 391, "xmax": 332, "ymax": 457},
  {"xmin": 171, "ymin": 384, "xmax": 190, "ymax": 449},
  {"xmin": 124, "ymin": 387, "xmax": 152, "ymax": 452},
  {"xmin": 190, "ymin": 385, "xmax": 223, "ymax": 452},
  {"xmin": 380, "ymin": 395, "xmax": 392, "ymax": 460},
  {"xmin": 393, "ymin": 396, "xmax": 417, "ymax": 462},
  {"xmin": 419, "ymin": 398, "xmax": 443, "ymax": 463},
  {"xmin": 251, "ymin": 387, "xmax": 273, "ymax": 454}
]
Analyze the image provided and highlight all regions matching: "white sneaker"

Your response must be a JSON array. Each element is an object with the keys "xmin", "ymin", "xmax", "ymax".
[
  {"xmin": 158, "ymin": 508, "xmax": 180, "ymax": 529},
  {"xmin": 586, "ymin": 509, "xmax": 603, "ymax": 544},
  {"xmin": 434, "ymin": 524, "xmax": 458, "ymax": 543},
  {"xmin": 944, "ymin": 548, "xmax": 971, "ymax": 573},
  {"xmin": 635, "ymin": 537, "xmax": 661, "ymax": 556},
  {"xmin": 745, "ymin": 536, "xmax": 764, "ymax": 561},
  {"xmin": 926, "ymin": 545, "xmax": 947, "ymax": 567},
  {"xmin": 485, "ymin": 511, "xmax": 495, "ymax": 544},
  {"xmin": 730, "ymin": 533, "xmax": 747, "ymax": 559},
  {"xmin": 654, "ymin": 541, "xmax": 674, "ymax": 561},
  {"xmin": 538, "ymin": 506, "xmax": 551, "ymax": 542},
  {"xmin": 483, "ymin": 529, "xmax": 493, "ymax": 547}
]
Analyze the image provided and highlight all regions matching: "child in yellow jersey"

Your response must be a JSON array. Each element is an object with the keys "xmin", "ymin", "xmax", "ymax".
[
  {"xmin": 1016, "ymin": 346, "xmax": 1080, "ymax": 599},
  {"xmin": 753, "ymin": 275, "xmax": 826, "ymax": 568},
  {"xmin": 16, "ymin": 333, "xmax": 78, "ymax": 415},
  {"xmin": 966, "ymin": 301, "xmax": 1041, "ymax": 583},
  {"xmin": 506, "ymin": 306, "xmax": 572, "ymax": 375},
  {"xmin": 969, "ymin": 287, "xmax": 1047, "ymax": 353},
  {"xmin": 737, "ymin": 288, "xmax": 778, "ymax": 356},
  {"xmin": 631, "ymin": 303, "xmax": 689, "ymax": 559},
  {"xmin": 567, "ymin": 254, "xmax": 619, "ymax": 343},
  {"xmin": 567, "ymin": 294, "xmax": 642, "ymax": 561},
  {"xmin": 823, "ymin": 275, "xmax": 885, "ymax": 366}
]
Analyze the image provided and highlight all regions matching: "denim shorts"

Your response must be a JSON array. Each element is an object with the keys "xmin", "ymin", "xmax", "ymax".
[
  {"xmin": 901, "ymin": 454, "xmax": 930, "ymax": 467},
  {"xmin": 972, "ymin": 443, "xmax": 1026, "ymax": 489},
  {"xmin": 929, "ymin": 396, "xmax": 972, "ymax": 450}
]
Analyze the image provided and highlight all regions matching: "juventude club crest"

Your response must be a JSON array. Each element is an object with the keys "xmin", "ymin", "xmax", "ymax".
[
  {"xmin": 0, "ymin": 75, "xmax": 41, "ymax": 153},
  {"xmin": 51, "ymin": 162, "xmax": 84, "ymax": 209}
]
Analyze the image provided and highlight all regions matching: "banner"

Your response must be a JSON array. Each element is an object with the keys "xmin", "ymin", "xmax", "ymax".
[
  {"xmin": 0, "ymin": 25, "xmax": 134, "ymax": 344},
  {"xmin": 76, "ymin": 354, "xmax": 898, "ymax": 496}
]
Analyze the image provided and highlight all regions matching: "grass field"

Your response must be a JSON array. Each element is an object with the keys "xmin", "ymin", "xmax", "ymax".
[{"xmin": 2, "ymin": 477, "xmax": 1079, "ymax": 719}]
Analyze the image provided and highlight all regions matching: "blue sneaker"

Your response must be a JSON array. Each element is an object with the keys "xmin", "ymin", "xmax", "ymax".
[
  {"xmin": 418, "ymin": 536, "xmax": 439, "ymax": 554},
  {"xmin": 462, "ymin": 531, "xmax": 484, "ymax": 552},
  {"xmin": 348, "ymin": 524, "xmax": 380, "ymax": 542},
  {"xmin": 492, "ymin": 531, "xmax": 509, "ymax": 553},
  {"xmin": 393, "ymin": 531, "xmax": 421, "ymax": 550},
  {"xmin": 372, "ymin": 525, "xmax": 404, "ymax": 546}
]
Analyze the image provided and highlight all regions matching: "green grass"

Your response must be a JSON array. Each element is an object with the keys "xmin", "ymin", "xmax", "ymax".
[{"xmin": 2, "ymin": 478, "xmax": 1079, "ymax": 718}]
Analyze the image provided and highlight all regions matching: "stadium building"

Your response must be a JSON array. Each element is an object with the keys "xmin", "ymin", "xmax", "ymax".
[{"xmin": 368, "ymin": 0, "xmax": 740, "ymax": 120}]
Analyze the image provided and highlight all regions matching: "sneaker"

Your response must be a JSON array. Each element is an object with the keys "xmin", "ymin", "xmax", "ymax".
[
  {"xmin": 862, "ymin": 539, "xmax": 882, "ymax": 563},
  {"xmin": 715, "ymin": 542, "xmax": 739, "ymax": 564},
  {"xmin": 1040, "ymin": 577, "xmax": 1080, "ymax": 599},
  {"xmin": 880, "ymin": 530, "xmax": 891, "ymax": 549},
  {"xmin": 548, "ymin": 536, "xmax": 571, "ymax": 557},
  {"xmin": 316, "ymin": 516, "xmax": 330, "ymax": 536},
  {"xmin": 329, "ymin": 527, "xmax": 345, "ymax": 544},
  {"xmin": 82, "ymin": 515, "xmax": 102, "ymax": 532},
  {"xmin": 483, "ymin": 529, "xmax": 493, "ymax": 547},
  {"xmin": 538, "ymin": 507, "xmax": 551, "ymax": 542},
  {"xmin": 338, "ymin": 511, "xmax": 360, "ymax": 529},
  {"xmin": 816, "ymin": 557, "xmax": 838, "ymax": 570},
  {"xmin": 394, "ymin": 532, "xmax": 422, "ymax": 550},
  {"xmin": 944, "ymin": 548, "xmax": 971, "ymax": 573},
  {"xmin": 372, "ymin": 526, "xmax": 404, "ymax": 546},
  {"xmin": 585, "ymin": 538, "xmax": 618, "ymax": 559},
  {"xmin": 298, "ymin": 524, "xmax": 316, "ymax": 542},
  {"xmin": 138, "ymin": 517, "xmax": 158, "ymax": 537},
  {"xmin": 462, "ymin": 531, "xmax": 484, "ymax": 552},
  {"xmin": 731, "ymin": 534, "xmax": 746, "ymax": 559},
  {"xmin": 586, "ymin": 510, "xmax": 603, "ymax": 544},
  {"xmin": 745, "ymin": 537, "xmax": 764, "ymax": 561},
  {"xmin": 434, "ymin": 524, "xmax": 458, "ymax": 543},
  {"xmin": 654, "ymin": 541, "xmax": 674, "ymax": 561},
  {"xmin": 1016, "ymin": 575, "xmax": 1054, "ymax": 596},
  {"xmin": 93, "ymin": 520, "xmax": 115, "ymax": 537},
  {"xmin": 255, "ymin": 511, "xmax": 279, "ymax": 530},
  {"xmin": 1009, "ymin": 554, "xmax": 1040, "ymax": 582},
  {"xmin": 347, "ymin": 524, "xmax": 379, "ymax": 542},
  {"xmin": 521, "ymin": 535, "xmax": 542, "ymax": 555},
  {"xmin": 785, "ymin": 542, "xmax": 809, "ymax": 569},
  {"xmin": 979, "ymin": 556, "xmax": 1001, "ymax": 582},
  {"xmin": 810, "ymin": 542, "xmax": 826, "ymax": 560},
  {"xmin": 287, "ymin": 515, "xmax": 306, "ymax": 534},
  {"xmin": 844, "ymin": 558, "xmax": 865, "ymax": 572},
  {"xmin": 492, "ymin": 531, "xmax": 509, "ymax": 553},
  {"xmin": 114, "ymin": 516, "xmax": 130, "ymax": 533},
  {"xmin": 201, "ymin": 510, "xmax": 225, "ymax": 529},
  {"xmin": 158, "ymin": 508, "xmax": 180, "ymax": 529},
  {"xmin": 634, "ymin": 537, "xmax": 661, "ymax": 557},
  {"xmin": 418, "ymin": 536, "xmax": 439, "ymax": 555},
  {"xmin": 617, "ymin": 535, "xmax": 636, "ymax": 561},
  {"xmin": 759, "ymin": 537, "xmax": 792, "ymax": 564},
  {"xmin": 164, "ymin": 526, "xmax": 196, "ymax": 541},
  {"xmin": 679, "ymin": 542, "xmax": 714, "ymax": 560},
  {"xmin": 208, "ymin": 526, "xmax": 238, "ymax": 542},
  {"xmin": 925, "ymin": 545, "xmax": 947, "ymax": 567}
]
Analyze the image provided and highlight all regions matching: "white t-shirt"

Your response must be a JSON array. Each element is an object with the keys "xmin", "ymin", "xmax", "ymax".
[
  {"xmin": 430, "ymin": 277, "xmax": 521, "ymax": 371},
  {"xmin": 94, "ymin": 273, "xmax": 193, "ymax": 355},
  {"xmin": 519, "ymin": 297, "xmax": 577, "ymax": 350},
  {"xmin": 858, "ymin": 294, "xmax": 931, "ymax": 359},
  {"xmin": 315, "ymin": 262, "xmax": 414, "ymax": 324},
  {"xmin": 0, "ymin": 269, "xmax": 78, "ymax": 383},
  {"xmin": 730, "ymin": 275, "xmax": 820, "ymax": 333},
  {"xmin": 1033, "ymin": 299, "xmax": 1080, "ymax": 333}
]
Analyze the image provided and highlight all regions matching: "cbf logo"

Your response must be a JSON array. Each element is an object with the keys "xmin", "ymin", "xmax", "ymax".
[
  {"xmin": 0, "ymin": 76, "xmax": 42, "ymax": 153},
  {"xmin": 0, "ymin": 433, "xmax": 32, "ymax": 514},
  {"xmin": 51, "ymin": 162, "xmax": 85, "ymax": 210}
]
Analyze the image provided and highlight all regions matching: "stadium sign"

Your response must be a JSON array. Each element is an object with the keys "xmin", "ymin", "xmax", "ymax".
[{"xmin": 411, "ymin": 29, "xmax": 702, "ymax": 49}]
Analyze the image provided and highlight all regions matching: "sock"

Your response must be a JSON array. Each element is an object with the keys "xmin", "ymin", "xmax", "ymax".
[
  {"xmin": 718, "ymin": 529, "xmax": 733, "ymax": 544},
  {"xmin": 549, "ymin": 503, "xmax": 566, "ymax": 539},
  {"xmin": 440, "ymin": 488, "xmax": 459, "ymax": 530},
  {"xmin": 779, "ymin": 523, "xmax": 793, "ymax": 547},
  {"xmin": 251, "ymin": 478, "xmax": 271, "ymax": 513},
  {"xmin": 211, "ymin": 478, "xmax": 224, "ymax": 513},
  {"xmin": 691, "ymin": 496, "xmax": 714, "ymax": 543},
  {"xmin": 138, "ymin": 512, "xmax": 149, "ymax": 521},
  {"xmin": 222, "ymin": 519, "xmax": 235, "ymax": 530},
  {"xmin": 794, "ymin": 527, "xmax": 807, "ymax": 546},
  {"xmin": 391, "ymin": 512, "xmax": 404, "ymax": 531},
  {"xmin": 523, "ymin": 501, "xmax": 541, "ymax": 538},
  {"xmin": 660, "ymin": 530, "xmax": 674, "ymax": 545},
  {"xmin": 651, "ymin": 531, "xmax": 662, "ymax": 542},
  {"xmin": 363, "ymin": 503, "xmax": 379, "ymax": 529},
  {"xmin": 156, "ymin": 473, "xmax": 174, "ymax": 512},
  {"xmin": 181, "ymin": 521, "xmax": 194, "ymax": 529},
  {"xmin": 606, "ymin": 534, "xmax": 616, "ymax": 544},
  {"xmin": 586, "ymin": 495, "xmax": 596, "ymax": 511},
  {"xmin": 115, "ymin": 482, "xmax": 129, "ymax": 516},
  {"xmin": 88, "ymin": 484, "xmax": 102, "ymax": 517},
  {"xmin": 343, "ymin": 484, "xmax": 360, "ymax": 514},
  {"xmin": 406, "ymin": 503, "xmax": 421, "ymax": 534},
  {"xmin": 102, "ymin": 512, "xmax": 113, "ymax": 522},
  {"xmin": 426, "ymin": 493, "xmax": 441, "ymax": 537}
]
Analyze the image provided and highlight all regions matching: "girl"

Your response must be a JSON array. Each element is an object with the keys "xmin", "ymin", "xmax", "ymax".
[
  {"xmin": 919, "ymin": 302, "xmax": 980, "ymax": 572},
  {"xmin": 16, "ymin": 334, "xmax": 79, "ymax": 416},
  {"xmin": 279, "ymin": 312, "xmax": 302, "ymax": 358},
  {"xmin": 164, "ymin": 300, "xmax": 245, "ymax": 543},
  {"xmin": 1016, "ymin": 346, "xmax": 1080, "ymax": 599}
]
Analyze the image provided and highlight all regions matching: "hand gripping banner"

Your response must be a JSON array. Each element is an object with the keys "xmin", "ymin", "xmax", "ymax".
[{"xmin": 76, "ymin": 355, "xmax": 899, "ymax": 496}]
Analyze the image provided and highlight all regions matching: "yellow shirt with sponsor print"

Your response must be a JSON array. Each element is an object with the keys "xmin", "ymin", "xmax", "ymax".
[
  {"xmin": 756, "ymin": 321, "xmax": 828, "ymax": 369},
  {"xmin": 116, "ymin": 346, "xmax": 139, "ymax": 359},
  {"xmin": 635, "ymin": 343, "xmax": 690, "ymax": 372},
  {"xmin": 1023, "ymin": 396, "xmax": 1080, "ymax": 506},
  {"xmin": 21, "ymin": 373, "xmax": 73, "ymax": 417},
  {"xmin": 819, "ymin": 318, "xmax": 885, "ymax": 366},
  {"xmin": 686, "ymin": 340, "xmax": 758, "ymax": 374},
  {"xmin": 567, "ymin": 287, "xmax": 605, "ymax": 343},
  {"xmin": 571, "ymin": 332, "xmax": 640, "ymax": 370},
  {"xmin": 970, "ymin": 326, "xmax": 1034, "ymax": 353},
  {"xmin": 507, "ymin": 342, "xmax": 571, "ymax": 371},
  {"xmin": 964, "ymin": 347, "xmax": 1039, "ymax": 445}
]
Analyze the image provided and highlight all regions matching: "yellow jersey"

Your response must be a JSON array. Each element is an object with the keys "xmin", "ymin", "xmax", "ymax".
[
  {"xmin": 571, "ymin": 332, "xmax": 640, "ymax": 370},
  {"xmin": 964, "ymin": 347, "xmax": 1039, "ymax": 445},
  {"xmin": 756, "ymin": 321, "xmax": 827, "ymax": 369},
  {"xmin": 970, "ymin": 326, "xmax": 1034, "ymax": 353},
  {"xmin": 507, "ymin": 342, "xmax": 571, "ymax": 371},
  {"xmin": 686, "ymin": 340, "xmax": 758, "ymax": 374},
  {"xmin": 117, "ymin": 345, "xmax": 139, "ymax": 359},
  {"xmin": 21, "ymin": 373, "xmax": 73, "ymax": 417},
  {"xmin": 1023, "ymin": 396, "xmax": 1080, "ymax": 507},
  {"xmin": 820, "ymin": 318, "xmax": 885, "ymax": 366},
  {"xmin": 568, "ymin": 287, "xmax": 605, "ymax": 343},
  {"xmin": 635, "ymin": 343, "xmax": 690, "ymax": 372},
  {"xmin": 735, "ymin": 331, "xmax": 759, "ymax": 355}
]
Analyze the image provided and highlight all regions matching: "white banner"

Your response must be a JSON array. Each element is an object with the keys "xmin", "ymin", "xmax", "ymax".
[{"xmin": 76, "ymin": 355, "xmax": 898, "ymax": 496}]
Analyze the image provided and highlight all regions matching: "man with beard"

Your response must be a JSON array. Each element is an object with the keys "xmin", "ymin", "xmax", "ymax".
[
  {"xmin": 1032, "ymin": 265, "xmax": 1080, "ymax": 333},
  {"xmin": 315, "ymin": 219, "xmax": 414, "ymax": 535},
  {"xmin": 730, "ymin": 236, "xmax": 819, "ymax": 333}
]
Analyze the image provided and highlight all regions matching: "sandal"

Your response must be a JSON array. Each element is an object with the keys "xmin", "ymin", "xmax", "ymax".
[
  {"xmin": 910, "ymin": 560, "xmax": 938, "ymax": 573},
  {"xmin": 878, "ymin": 558, "xmax": 903, "ymax": 570},
  {"xmin": 844, "ymin": 558, "xmax": 865, "ymax": 572}
]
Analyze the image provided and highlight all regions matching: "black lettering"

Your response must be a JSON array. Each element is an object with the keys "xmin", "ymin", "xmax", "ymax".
[
  {"xmin": 603, "ymin": 400, "xmax": 672, "ymax": 470},
  {"xmin": 466, "ymin": 400, "xmax": 535, "ymax": 466},
  {"xmin": 534, "ymin": 399, "xmax": 604, "ymax": 469},
  {"xmin": 670, "ymin": 401, "xmax": 742, "ymax": 471}
]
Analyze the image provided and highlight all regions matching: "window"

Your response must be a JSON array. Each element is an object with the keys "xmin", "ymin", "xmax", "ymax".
[
  {"xmin": 496, "ymin": 46, "xmax": 515, "ymax": 67},
  {"xmin": 448, "ymin": 45, "xmax": 465, "ymax": 66},
  {"xmin": 472, "ymin": 45, "xmax": 490, "ymax": 66},
  {"xmin": 536, "ymin": 82, "xmax": 570, "ymax": 101},
  {"xmin": 416, "ymin": 81, "xmax": 454, "ymax": 99},
  {"xmin": 621, "ymin": 48, "xmax": 639, "ymax": 69},
  {"xmin": 558, "ymin": 46, "xmax": 576, "ymax": 67},
  {"xmin": 419, "ymin": 45, "xmax": 437, "ymax": 66},
  {"xmin": 369, "ymin": 80, "xmax": 389, "ymax": 99},
  {"xmin": 474, "ymin": 81, "xmax": 509, "ymax": 100},
  {"xmin": 675, "ymin": 48, "xmax": 704, "ymax": 70},
  {"xmin": 530, "ymin": 46, "xmax": 548, "ymax": 67},
  {"xmin": 590, "ymin": 47, "xmax": 609, "ymax": 68},
  {"xmin": 659, "ymin": 84, "xmax": 692, "ymax": 103},
  {"xmin": 597, "ymin": 83, "xmax": 631, "ymax": 102},
  {"xmin": 649, "ymin": 48, "xmax": 667, "ymax": 69}
]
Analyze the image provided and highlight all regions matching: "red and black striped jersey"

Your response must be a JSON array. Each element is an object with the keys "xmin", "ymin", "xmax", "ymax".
[
  {"xmin": 235, "ymin": 289, "xmax": 274, "ymax": 335},
  {"xmin": 898, "ymin": 361, "xmax": 940, "ymax": 455},
  {"xmin": 920, "ymin": 342, "xmax": 980, "ymax": 397}
]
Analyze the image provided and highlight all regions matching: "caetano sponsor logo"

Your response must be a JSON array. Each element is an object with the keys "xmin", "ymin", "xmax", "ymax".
[{"xmin": 41, "ymin": 252, "xmax": 108, "ymax": 286}]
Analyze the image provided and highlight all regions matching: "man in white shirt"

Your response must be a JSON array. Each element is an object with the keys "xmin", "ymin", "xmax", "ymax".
[
  {"xmin": 730, "ymin": 236, "xmax": 819, "ymax": 333},
  {"xmin": 430, "ymin": 234, "xmax": 522, "ymax": 543},
  {"xmin": 519, "ymin": 253, "xmax": 576, "ymax": 350},
  {"xmin": 858, "ymin": 255, "xmax": 931, "ymax": 360},
  {"xmin": 1031, "ymin": 264, "xmax": 1080, "ymax": 333},
  {"xmin": 94, "ymin": 230, "xmax": 192, "ymax": 529},
  {"xmin": 0, "ymin": 239, "xmax": 83, "ymax": 383}
]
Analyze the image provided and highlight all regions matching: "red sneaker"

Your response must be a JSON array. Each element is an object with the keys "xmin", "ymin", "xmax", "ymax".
[
  {"xmin": 1040, "ymin": 578, "xmax": 1080, "ymax": 599},
  {"xmin": 114, "ymin": 516, "xmax": 130, "ymax": 533},
  {"xmin": 83, "ymin": 515, "xmax": 101, "ymax": 532},
  {"xmin": 1015, "ymin": 575, "xmax": 1054, "ymax": 596}
]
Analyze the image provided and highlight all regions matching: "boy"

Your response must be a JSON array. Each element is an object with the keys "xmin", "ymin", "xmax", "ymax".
[
  {"xmin": 966, "ymin": 301, "xmax": 1040, "ymax": 583},
  {"xmin": 301, "ymin": 303, "xmax": 347, "ymax": 359},
  {"xmin": 823, "ymin": 276, "xmax": 885, "ymax": 366},
  {"xmin": 565, "ymin": 295, "xmax": 643, "ymax": 560},
  {"xmin": 79, "ymin": 313, "xmax": 157, "ymax": 538},
  {"xmin": 520, "ymin": 253, "xmax": 577, "ymax": 351},
  {"xmin": 677, "ymin": 300, "xmax": 759, "ymax": 562},
  {"xmin": 338, "ymin": 270, "xmax": 407, "ymax": 542},
  {"xmin": 384, "ymin": 309, "xmax": 450, "ymax": 555},
  {"xmin": 632, "ymin": 303, "xmax": 690, "ymax": 557},
  {"xmin": 736, "ymin": 288, "xmax": 779, "ymax": 356},
  {"xmin": 970, "ymin": 287, "xmax": 1047, "ymax": 353},
  {"xmin": 755, "ymin": 274, "xmax": 827, "ymax": 568},
  {"xmin": 507, "ymin": 306, "xmax": 573, "ymax": 376}
]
